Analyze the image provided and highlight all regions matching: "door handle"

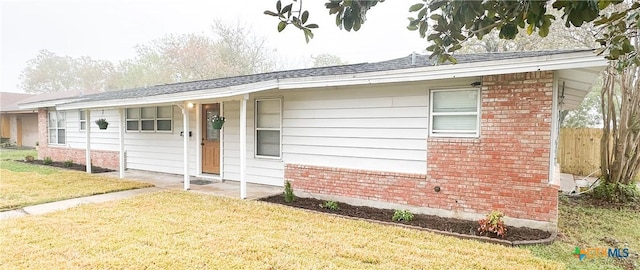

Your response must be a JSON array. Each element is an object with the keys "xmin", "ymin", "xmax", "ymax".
[{"xmin": 201, "ymin": 143, "xmax": 204, "ymax": 146}]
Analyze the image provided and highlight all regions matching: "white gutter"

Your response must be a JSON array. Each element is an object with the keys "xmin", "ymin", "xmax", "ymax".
[{"xmin": 55, "ymin": 51, "xmax": 607, "ymax": 111}]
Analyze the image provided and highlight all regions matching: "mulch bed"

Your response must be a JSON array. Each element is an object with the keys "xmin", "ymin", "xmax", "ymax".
[
  {"xmin": 260, "ymin": 194, "xmax": 551, "ymax": 242},
  {"xmin": 17, "ymin": 160, "xmax": 114, "ymax": 173}
]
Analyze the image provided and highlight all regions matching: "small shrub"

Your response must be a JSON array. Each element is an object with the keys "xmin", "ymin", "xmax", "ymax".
[
  {"xmin": 392, "ymin": 210, "xmax": 414, "ymax": 222},
  {"xmin": 24, "ymin": 155, "xmax": 35, "ymax": 162},
  {"xmin": 320, "ymin": 200, "xmax": 339, "ymax": 210},
  {"xmin": 478, "ymin": 211, "xmax": 507, "ymax": 238},
  {"xmin": 43, "ymin": 157, "xmax": 53, "ymax": 165},
  {"xmin": 592, "ymin": 181, "xmax": 639, "ymax": 203},
  {"xmin": 284, "ymin": 181, "xmax": 295, "ymax": 203},
  {"xmin": 63, "ymin": 160, "xmax": 74, "ymax": 168}
]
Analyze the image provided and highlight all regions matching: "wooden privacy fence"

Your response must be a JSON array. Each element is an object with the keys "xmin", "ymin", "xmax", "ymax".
[{"xmin": 557, "ymin": 128, "xmax": 603, "ymax": 176}]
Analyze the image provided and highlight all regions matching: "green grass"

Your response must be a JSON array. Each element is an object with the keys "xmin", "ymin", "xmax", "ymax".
[
  {"xmin": 0, "ymin": 191, "xmax": 560, "ymax": 269},
  {"xmin": 524, "ymin": 196, "xmax": 640, "ymax": 270},
  {"xmin": 0, "ymin": 149, "xmax": 152, "ymax": 211},
  {"xmin": 0, "ymin": 148, "xmax": 57, "ymax": 174}
]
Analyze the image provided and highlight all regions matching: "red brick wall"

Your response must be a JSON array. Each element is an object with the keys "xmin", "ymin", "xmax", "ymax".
[
  {"xmin": 285, "ymin": 71, "xmax": 558, "ymax": 225},
  {"xmin": 37, "ymin": 108, "xmax": 119, "ymax": 170}
]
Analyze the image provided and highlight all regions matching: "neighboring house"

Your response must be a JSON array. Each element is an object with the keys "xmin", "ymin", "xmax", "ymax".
[
  {"xmin": 2, "ymin": 90, "xmax": 99, "ymax": 148},
  {"xmin": 0, "ymin": 92, "xmax": 37, "ymax": 148},
  {"xmin": 20, "ymin": 50, "xmax": 607, "ymax": 232}
]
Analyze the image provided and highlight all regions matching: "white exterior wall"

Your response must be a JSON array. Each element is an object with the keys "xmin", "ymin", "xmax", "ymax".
[
  {"xmin": 281, "ymin": 82, "xmax": 432, "ymax": 174},
  {"xmin": 223, "ymin": 99, "xmax": 284, "ymax": 186},
  {"xmin": 63, "ymin": 106, "xmax": 198, "ymax": 175}
]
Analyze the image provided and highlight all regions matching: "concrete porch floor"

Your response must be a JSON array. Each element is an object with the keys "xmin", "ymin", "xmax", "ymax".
[{"xmin": 99, "ymin": 169, "xmax": 283, "ymax": 200}]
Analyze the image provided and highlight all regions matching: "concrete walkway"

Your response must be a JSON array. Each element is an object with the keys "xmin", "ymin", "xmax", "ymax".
[
  {"xmin": 1, "ymin": 169, "xmax": 283, "ymax": 220},
  {"xmin": 0, "ymin": 187, "xmax": 163, "ymax": 220}
]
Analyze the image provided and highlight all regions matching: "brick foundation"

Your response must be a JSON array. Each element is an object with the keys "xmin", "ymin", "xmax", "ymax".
[
  {"xmin": 285, "ymin": 71, "xmax": 559, "ymax": 227},
  {"xmin": 37, "ymin": 108, "xmax": 119, "ymax": 170}
]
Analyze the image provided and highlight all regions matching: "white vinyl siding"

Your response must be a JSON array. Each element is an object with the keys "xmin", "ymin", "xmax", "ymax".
[
  {"xmin": 223, "ymin": 100, "xmax": 284, "ymax": 186},
  {"xmin": 255, "ymin": 98, "xmax": 282, "ymax": 158},
  {"xmin": 48, "ymin": 111, "xmax": 66, "ymax": 145},
  {"xmin": 280, "ymin": 82, "xmax": 439, "ymax": 174},
  {"xmin": 429, "ymin": 88, "xmax": 480, "ymax": 137}
]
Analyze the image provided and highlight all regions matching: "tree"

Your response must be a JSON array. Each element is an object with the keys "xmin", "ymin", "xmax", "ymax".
[
  {"xmin": 18, "ymin": 50, "xmax": 114, "ymax": 93},
  {"xmin": 312, "ymin": 54, "xmax": 347, "ymax": 67},
  {"xmin": 266, "ymin": 0, "xmax": 639, "ymax": 65},
  {"xmin": 562, "ymin": 88, "xmax": 603, "ymax": 128},
  {"xmin": 596, "ymin": 62, "xmax": 640, "ymax": 202}
]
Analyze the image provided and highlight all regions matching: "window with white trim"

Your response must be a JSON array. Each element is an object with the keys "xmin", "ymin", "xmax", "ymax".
[
  {"xmin": 48, "ymin": 111, "xmax": 66, "ymax": 144},
  {"xmin": 429, "ymin": 88, "xmax": 480, "ymax": 137},
  {"xmin": 255, "ymin": 98, "xmax": 281, "ymax": 158},
  {"xmin": 79, "ymin": 110, "xmax": 87, "ymax": 131},
  {"xmin": 126, "ymin": 106, "xmax": 173, "ymax": 132}
]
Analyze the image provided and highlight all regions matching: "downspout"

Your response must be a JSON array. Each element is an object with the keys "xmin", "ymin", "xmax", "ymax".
[
  {"xmin": 549, "ymin": 73, "xmax": 561, "ymax": 185},
  {"xmin": 85, "ymin": 109, "xmax": 91, "ymax": 173}
]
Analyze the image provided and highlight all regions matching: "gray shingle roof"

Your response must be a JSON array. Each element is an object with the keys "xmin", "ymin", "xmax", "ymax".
[{"xmin": 57, "ymin": 50, "xmax": 591, "ymax": 104}]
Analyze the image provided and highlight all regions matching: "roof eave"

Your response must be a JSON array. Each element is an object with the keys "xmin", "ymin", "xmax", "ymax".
[{"xmin": 56, "ymin": 50, "xmax": 608, "ymax": 110}]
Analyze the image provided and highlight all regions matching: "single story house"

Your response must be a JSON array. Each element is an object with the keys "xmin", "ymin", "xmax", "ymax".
[{"xmin": 20, "ymin": 50, "xmax": 607, "ymax": 231}]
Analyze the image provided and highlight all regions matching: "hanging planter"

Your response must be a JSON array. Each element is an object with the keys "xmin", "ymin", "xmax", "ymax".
[
  {"xmin": 211, "ymin": 115, "xmax": 225, "ymax": 130},
  {"xmin": 95, "ymin": 118, "xmax": 109, "ymax": 130}
]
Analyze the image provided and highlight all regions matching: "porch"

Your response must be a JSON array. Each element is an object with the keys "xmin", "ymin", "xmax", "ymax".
[{"xmin": 100, "ymin": 169, "xmax": 282, "ymax": 200}]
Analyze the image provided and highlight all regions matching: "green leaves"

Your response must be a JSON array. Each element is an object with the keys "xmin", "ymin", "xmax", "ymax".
[{"xmin": 264, "ymin": 0, "xmax": 319, "ymax": 43}]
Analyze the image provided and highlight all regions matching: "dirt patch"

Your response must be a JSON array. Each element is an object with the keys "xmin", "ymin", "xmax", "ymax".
[
  {"xmin": 18, "ymin": 160, "xmax": 114, "ymax": 173},
  {"xmin": 260, "ymin": 194, "xmax": 551, "ymax": 242}
]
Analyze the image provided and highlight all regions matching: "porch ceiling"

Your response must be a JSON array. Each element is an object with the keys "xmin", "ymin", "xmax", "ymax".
[{"xmin": 556, "ymin": 66, "xmax": 604, "ymax": 110}]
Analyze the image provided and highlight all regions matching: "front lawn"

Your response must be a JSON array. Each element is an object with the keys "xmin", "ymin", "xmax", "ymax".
[
  {"xmin": 525, "ymin": 196, "xmax": 640, "ymax": 270},
  {"xmin": 0, "ymin": 191, "xmax": 560, "ymax": 269},
  {"xmin": 0, "ymin": 149, "xmax": 152, "ymax": 211}
]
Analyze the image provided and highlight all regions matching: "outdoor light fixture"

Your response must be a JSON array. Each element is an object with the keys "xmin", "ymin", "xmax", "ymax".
[{"xmin": 187, "ymin": 102, "xmax": 194, "ymax": 108}]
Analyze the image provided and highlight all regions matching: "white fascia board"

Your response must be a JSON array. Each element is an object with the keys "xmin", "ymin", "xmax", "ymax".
[
  {"xmin": 56, "ymin": 80, "xmax": 279, "ymax": 110},
  {"xmin": 18, "ymin": 97, "xmax": 88, "ymax": 110},
  {"xmin": 56, "ymin": 51, "xmax": 607, "ymax": 110},
  {"xmin": 278, "ymin": 52, "xmax": 608, "ymax": 89}
]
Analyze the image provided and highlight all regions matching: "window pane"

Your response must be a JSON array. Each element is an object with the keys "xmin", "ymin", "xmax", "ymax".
[
  {"xmin": 126, "ymin": 121, "xmax": 138, "ymax": 131},
  {"xmin": 80, "ymin": 111, "xmax": 86, "ymax": 120},
  {"xmin": 141, "ymin": 107, "xmax": 156, "ymax": 119},
  {"xmin": 80, "ymin": 122, "xmax": 86, "ymax": 131},
  {"xmin": 49, "ymin": 129, "xmax": 56, "ymax": 144},
  {"xmin": 433, "ymin": 90, "xmax": 478, "ymax": 113},
  {"xmin": 257, "ymin": 130, "xmax": 280, "ymax": 157},
  {"xmin": 433, "ymin": 115, "xmax": 477, "ymax": 131},
  {"xmin": 257, "ymin": 100, "xmax": 280, "ymax": 128},
  {"xmin": 127, "ymin": 108, "xmax": 139, "ymax": 119},
  {"xmin": 48, "ymin": 112, "xmax": 56, "ymax": 127},
  {"xmin": 57, "ymin": 112, "xmax": 66, "ymax": 128},
  {"xmin": 157, "ymin": 106, "xmax": 172, "ymax": 118},
  {"xmin": 141, "ymin": 120, "xmax": 155, "ymax": 131},
  {"xmin": 57, "ymin": 129, "xmax": 66, "ymax": 144},
  {"xmin": 157, "ymin": 120, "xmax": 172, "ymax": 131}
]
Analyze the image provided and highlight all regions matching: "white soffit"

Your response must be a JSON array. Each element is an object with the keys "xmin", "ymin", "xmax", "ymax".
[{"xmin": 557, "ymin": 66, "xmax": 604, "ymax": 110}]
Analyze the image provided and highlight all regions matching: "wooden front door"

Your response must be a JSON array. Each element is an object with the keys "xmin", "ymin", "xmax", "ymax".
[{"xmin": 202, "ymin": 104, "xmax": 221, "ymax": 174}]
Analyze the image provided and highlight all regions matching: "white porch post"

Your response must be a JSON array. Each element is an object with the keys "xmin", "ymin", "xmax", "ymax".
[
  {"xmin": 182, "ymin": 103, "xmax": 190, "ymax": 190},
  {"xmin": 239, "ymin": 95, "xmax": 248, "ymax": 199},
  {"xmin": 85, "ymin": 110, "xmax": 91, "ymax": 173},
  {"xmin": 119, "ymin": 108, "xmax": 125, "ymax": 179}
]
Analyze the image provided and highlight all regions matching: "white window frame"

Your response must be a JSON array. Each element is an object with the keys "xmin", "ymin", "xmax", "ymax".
[
  {"xmin": 48, "ymin": 110, "xmax": 66, "ymax": 145},
  {"xmin": 254, "ymin": 98, "xmax": 282, "ymax": 159},
  {"xmin": 429, "ymin": 88, "xmax": 481, "ymax": 138},
  {"xmin": 79, "ymin": 110, "xmax": 87, "ymax": 132},
  {"xmin": 125, "ymin": 106, "xmax": 173, "ymax": 133}
]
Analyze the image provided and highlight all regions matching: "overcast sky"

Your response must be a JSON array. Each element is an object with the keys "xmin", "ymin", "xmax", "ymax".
[{"xmin": 1, "ymin": 0, "xmax": 427, "ymax": 93}]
